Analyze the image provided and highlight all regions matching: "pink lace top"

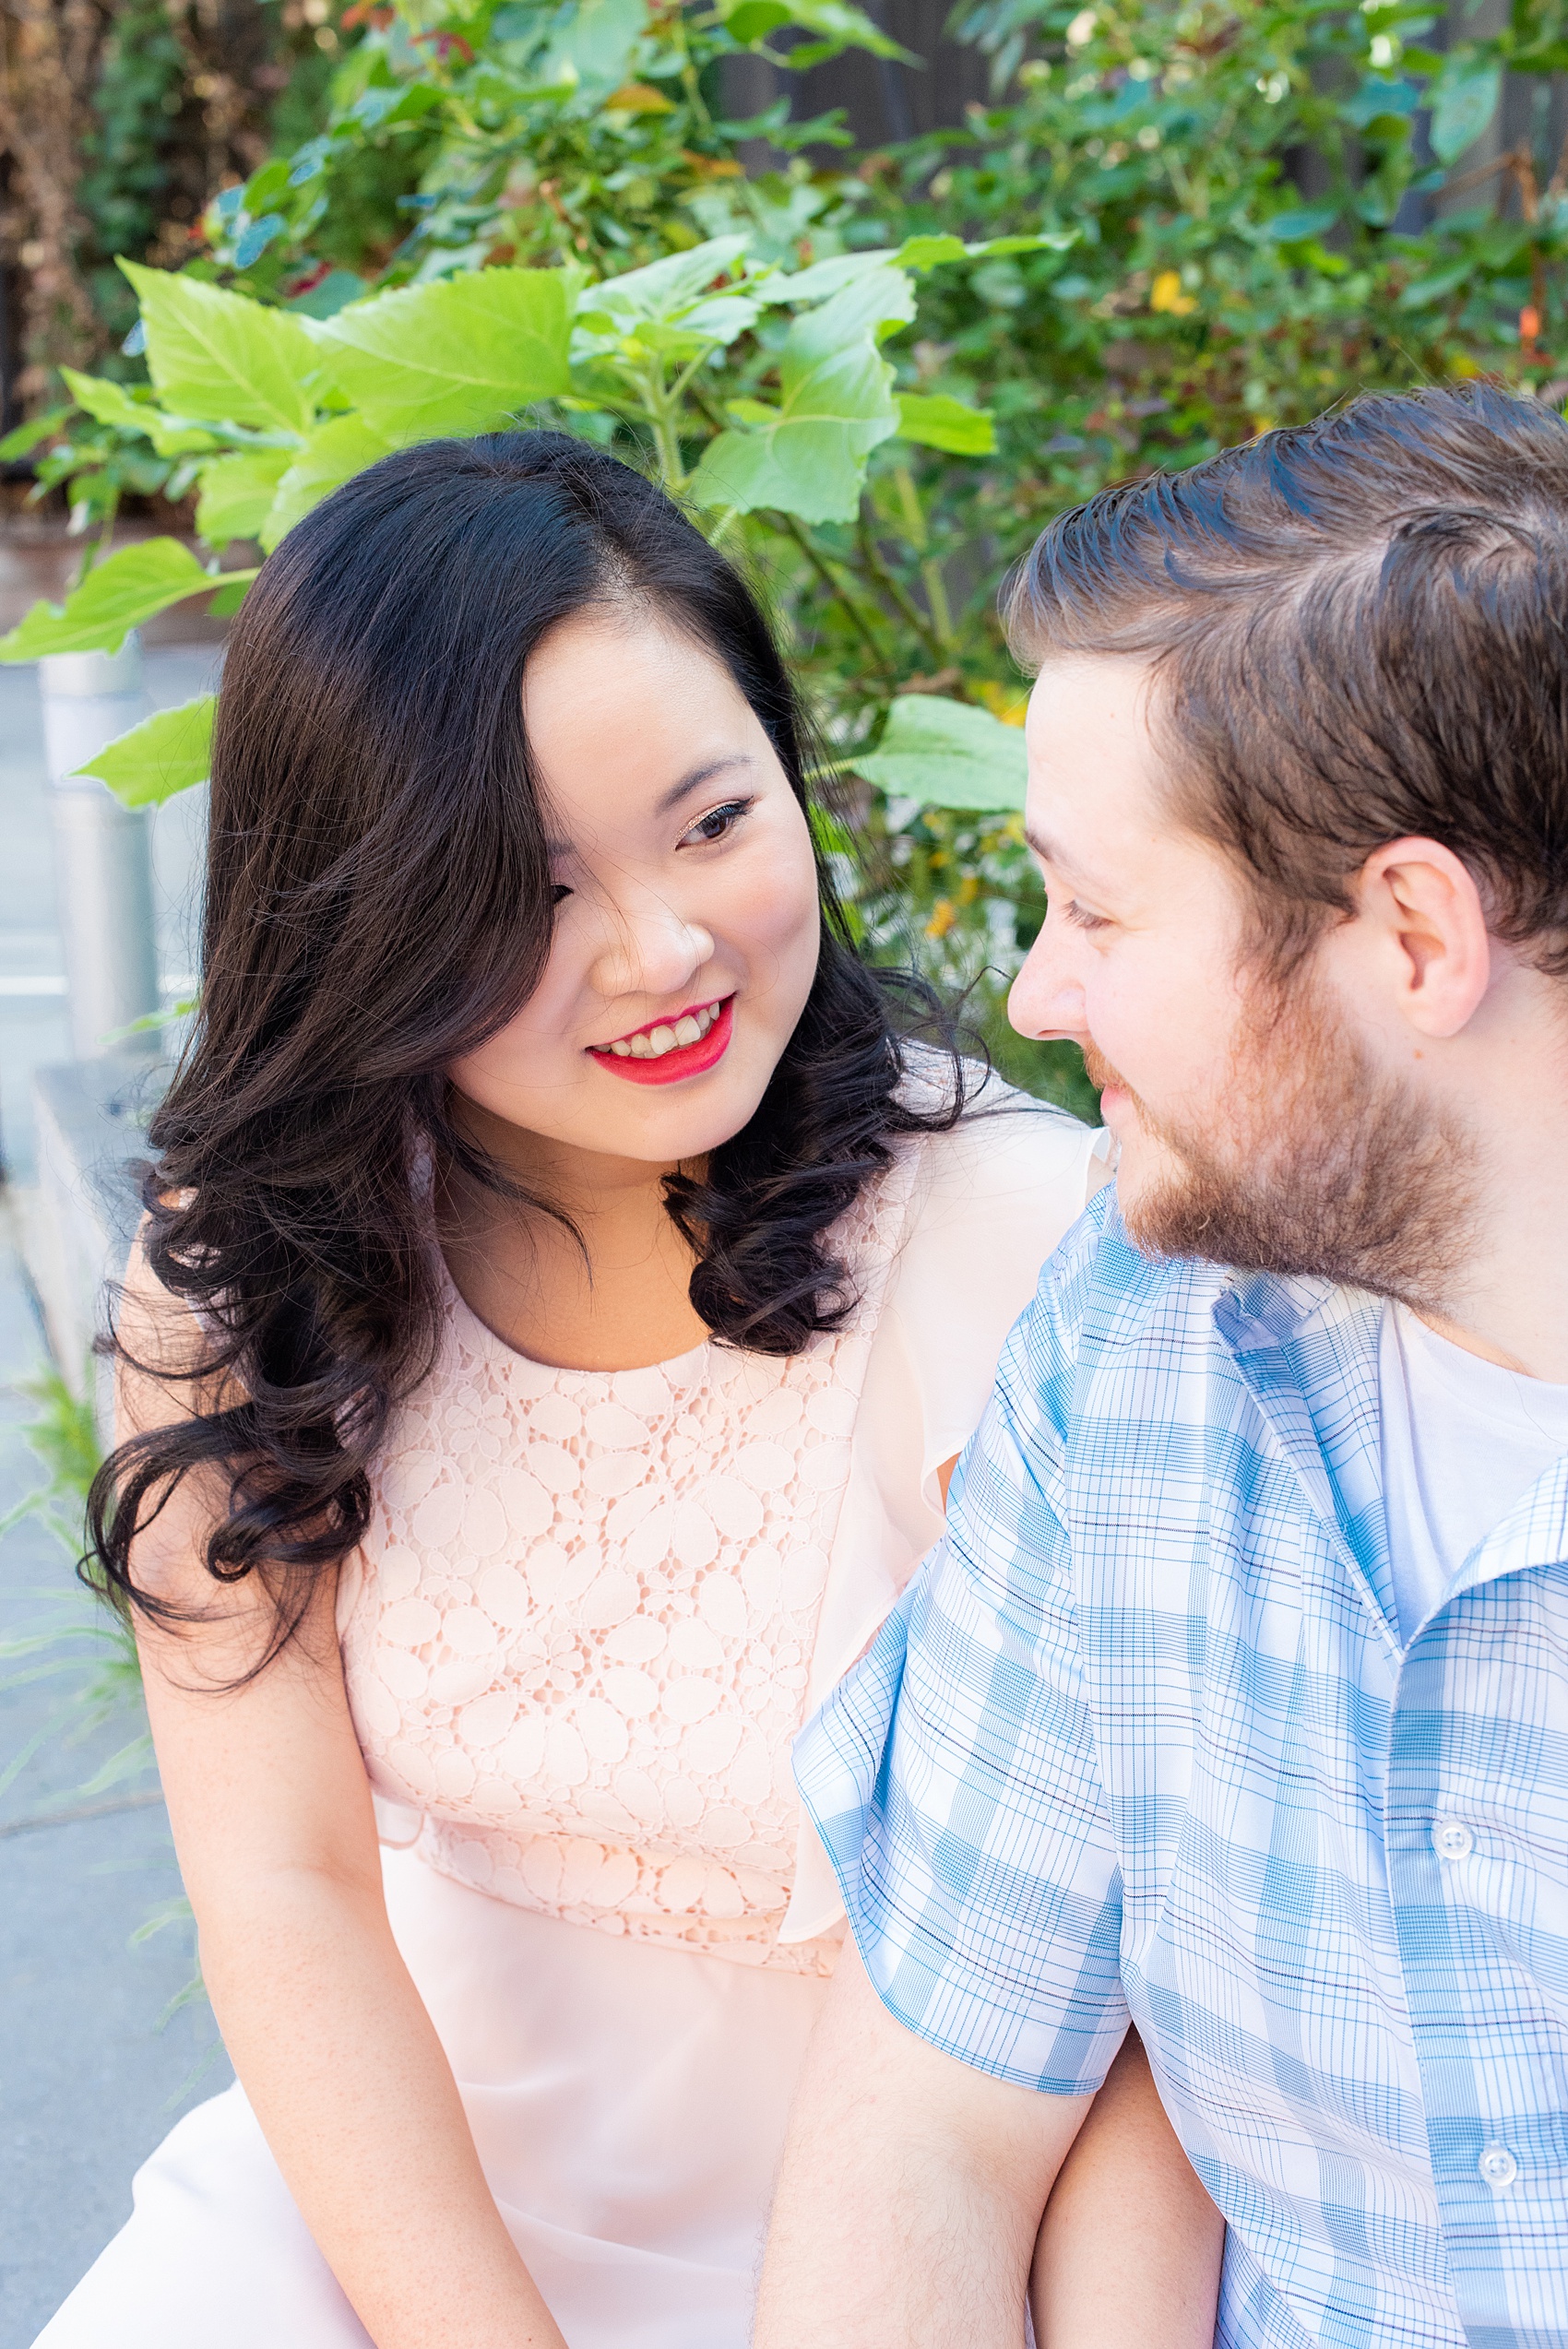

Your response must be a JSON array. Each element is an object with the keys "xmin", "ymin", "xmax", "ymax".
[{"xmin": 338, "ymin": 1089, "xmax": 1105, "ymax": 1975}]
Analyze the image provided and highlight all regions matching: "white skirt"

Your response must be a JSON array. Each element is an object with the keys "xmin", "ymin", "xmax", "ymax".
[{"xmin": 34, "ymin": 1849, "xmax": 832, "ymax": 2348}]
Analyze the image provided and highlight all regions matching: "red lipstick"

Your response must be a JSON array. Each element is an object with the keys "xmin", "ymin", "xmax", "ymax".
[{"xmin": 588, "ymin": 996, "xmax": 734, "ymax": 1086}]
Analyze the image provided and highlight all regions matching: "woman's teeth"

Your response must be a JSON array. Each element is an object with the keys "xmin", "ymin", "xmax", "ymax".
[{"xmin": 603, "ymin": 1001, "xmax": 723, "ymax": 1059}]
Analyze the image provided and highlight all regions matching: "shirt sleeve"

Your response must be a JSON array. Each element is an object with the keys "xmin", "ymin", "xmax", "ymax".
[
  {"xmin": 793, "ymin": 1232, "xmax": 1130, "ymax": 2096},
  {"xmin": 780, "ymin": 1102, "xmax": 1109, "ymax": 1945}
]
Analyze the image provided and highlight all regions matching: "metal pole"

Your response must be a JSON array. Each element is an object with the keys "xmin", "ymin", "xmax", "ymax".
[{"xmin": 40, "ymin": 639, "xmax": 160, "ymax": 1061}]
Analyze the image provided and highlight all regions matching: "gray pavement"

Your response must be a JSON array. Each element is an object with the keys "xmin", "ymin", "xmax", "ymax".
[{"xmin": 0, "ymin": 651, "xmax": 232, "ymax": 2346}]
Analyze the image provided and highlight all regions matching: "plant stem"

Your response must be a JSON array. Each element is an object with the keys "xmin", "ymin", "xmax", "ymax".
[
  {"xmin": 920, "ymin": 557, "xmax": 955, "ymax": 646},
  {"xmin": 776, "ymin": 512, "xmax": 897, "ymax": 682},
  {"xmin": 856, "ymin": 500, "xmax": 952, "ymax": 672},
  {"xmin": 641, "ymin": 365, "xmax": 686, "ymax": 491},
  {"xmin": 892, "ymin": 463, "xmax": 927, "ymax": 549}
]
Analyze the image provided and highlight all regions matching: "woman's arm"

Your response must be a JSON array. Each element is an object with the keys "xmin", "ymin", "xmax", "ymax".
[
  {"xmin": 120, "ymin": 1263, "xmax": 565, "ymax": 2349},
  {"xmin": 755, "ymin": 1941, "xmax": 1092, "ymax": 2347},
  {"xmin": 1031, "ymin": 2028, "xmax": 1223, "ymax": 2346}
]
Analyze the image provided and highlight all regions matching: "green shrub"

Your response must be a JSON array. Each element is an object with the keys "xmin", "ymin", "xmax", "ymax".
[{"xmin": 8, "ymin": 0, "xmax": 1565, "ymax": 1108}]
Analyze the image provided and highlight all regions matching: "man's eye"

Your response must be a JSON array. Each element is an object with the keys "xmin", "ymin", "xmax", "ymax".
[{"xmin": 682, "ymin": 798, "xmax": 753, "ymax": 848}]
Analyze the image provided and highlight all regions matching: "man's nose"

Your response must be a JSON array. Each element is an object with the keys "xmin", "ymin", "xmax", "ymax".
[{"xmin": 1008, "ymin": 913, "xmax": 1087, "ymax": 1043}]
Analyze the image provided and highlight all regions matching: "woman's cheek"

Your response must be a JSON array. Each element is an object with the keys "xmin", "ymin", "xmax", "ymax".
[{"xmin": 731, "ymin": 830, "xmax": 819, "ymax": 985}]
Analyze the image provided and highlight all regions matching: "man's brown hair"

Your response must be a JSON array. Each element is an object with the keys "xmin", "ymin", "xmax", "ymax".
[{"xmin": 1005, "ymin": 384, "xmax": 1568, "ymax": 974}]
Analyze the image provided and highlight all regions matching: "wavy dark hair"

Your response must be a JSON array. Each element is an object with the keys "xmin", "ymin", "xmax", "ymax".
[{"xmin": 89, "ymin": 430, "xmax": 970, "ymax": 1658}]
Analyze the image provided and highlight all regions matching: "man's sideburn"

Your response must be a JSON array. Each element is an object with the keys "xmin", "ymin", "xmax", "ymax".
[{"xmin": 1086, "ymin": 958, "xmax": 1479, "ymax": 1309}]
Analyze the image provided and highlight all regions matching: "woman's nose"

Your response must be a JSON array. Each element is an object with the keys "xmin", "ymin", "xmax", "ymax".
[{"xmin": 591, "ymin": 895, "xmax": 716, "ymax": 1002}]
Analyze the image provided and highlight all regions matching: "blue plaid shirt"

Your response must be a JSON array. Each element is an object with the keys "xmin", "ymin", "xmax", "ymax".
[{"xmin": 796, "ymin": 1190, "xmax": 1568, "ymax": 2349}]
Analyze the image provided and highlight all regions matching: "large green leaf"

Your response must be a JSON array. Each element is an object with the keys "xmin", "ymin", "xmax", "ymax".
[
  {"xmin": 119, "ymin": 263, "xmax": 320, "ymax": 437},
  {"xmin": 574, "ymin": 237, "xmax": 764, "ymax": 364},
  {"xmin": 1430, "ymin": 53, "xmax": 1502, "ymax": 165},
  {"xmin": 74, "ymin": 695, "xmax": 215, "ymax": 809},
  {"xmin": 584, "ymin": 236, "xmax": 751, "ymax": 325},
  {"xmin": 196, "ymin": 449, "xmax": 294, "ymax": 549},
  {"xmin": 778, "ymin": 233, "xmax": 1074, "ymax": 304},
  {"xmin": 849, "ymin": 694, "xmax": 1028, "ymax": 812},
  {"xmin": 896, "ymin": 393, "xmax": 995, "ymax": 456},
  {"xmin": 260, "ymin": 416, "xmax": 394, "ymax": 550},
  {"xmin": 689, "ymin": 267, "xmax": 916, "ymax": 524},
  {"xmin": 0, "ymin": 539, "xmax": 219, "ymax": 661},
  {"xmin": 311, "ymin": 269, "xmax": 572, "ymax": 442},
  {"xmin": 60, "ymin": 368, "xmax": 218, "ymax": 457}
]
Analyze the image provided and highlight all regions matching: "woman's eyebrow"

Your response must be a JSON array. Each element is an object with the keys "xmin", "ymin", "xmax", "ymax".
[
  {"xmin": 654, "ymin": 752, "xmax": 757, "ymax": 817},
  {"xmin": 546, "ymin": 753, "xmax": 760, "ymax": 855}
]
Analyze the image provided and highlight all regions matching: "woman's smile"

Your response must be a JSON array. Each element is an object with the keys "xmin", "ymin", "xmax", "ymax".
[{"xmin": 588, "ymin": 994, "xmax": 734, "ymax": 1085}]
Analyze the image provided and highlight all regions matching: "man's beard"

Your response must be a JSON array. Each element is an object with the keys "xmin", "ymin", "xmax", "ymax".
[{"xmin": 1087, "ymin": 971, "xmax": 1479, "ymax": 1311}]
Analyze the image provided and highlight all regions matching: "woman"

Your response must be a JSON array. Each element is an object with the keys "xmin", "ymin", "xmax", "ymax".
[{"xmin": 40, "ymin": 434, "xmax": 1223, "ymax": 2348}]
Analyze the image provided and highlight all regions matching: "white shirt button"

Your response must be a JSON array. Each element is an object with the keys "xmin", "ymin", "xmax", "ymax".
[
  {"xmin": 1479, "ymin": 2144, "xmax": 1518, "ymax": 2189},
  {"xmin": 1432, "ymin": 1819, "xmax": 1474, "ymax": 1859}
]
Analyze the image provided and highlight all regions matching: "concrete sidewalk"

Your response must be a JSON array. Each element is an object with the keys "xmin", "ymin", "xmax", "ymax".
[{"xmin": 0, "ymin": 650, "xmax": 232, "ymax": 2346}]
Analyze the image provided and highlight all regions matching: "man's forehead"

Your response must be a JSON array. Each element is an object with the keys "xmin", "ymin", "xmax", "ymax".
[{"xmin": 1023, "ymin": 656, "xmax": 1171, "ymax": 885}]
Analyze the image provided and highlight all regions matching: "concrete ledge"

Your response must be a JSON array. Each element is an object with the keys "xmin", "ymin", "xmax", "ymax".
[{"xmin": 22, "ymin": 1058, "xmax": 162, "ymax": 1422}]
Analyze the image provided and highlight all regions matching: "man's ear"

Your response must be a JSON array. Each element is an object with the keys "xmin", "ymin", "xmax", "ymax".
[{"xmin": 1351, "ymin": 836, "xmax": 1491, "ymax": 1039}]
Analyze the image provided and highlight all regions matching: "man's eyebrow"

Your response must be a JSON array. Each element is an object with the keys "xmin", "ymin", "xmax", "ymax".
[
  {"xmin": 1024, "ymin": 824, "xmax": 1113, "ymax": 896},
  {"xmin": 1024, "ymin": 823, "xmax": 1079, "ymax": 872},
  {"xmin": 545, "ymin": 753, "xmax": 758, "ymax": 856}
]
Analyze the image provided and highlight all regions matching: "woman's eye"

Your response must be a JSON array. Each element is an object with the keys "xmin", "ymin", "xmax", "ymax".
[
  {"xmin": 681, "ymin": 798, "xmax": 753, "ymax": 848},
  {"xmin": 1062, "ymin": 898, "xmax": 1111, "ymax": 932}
]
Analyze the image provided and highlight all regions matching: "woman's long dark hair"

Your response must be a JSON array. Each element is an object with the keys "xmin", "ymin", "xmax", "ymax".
[{"xmin": 89, "ymin": 430, "xmax": 970, "ymax": 1657}]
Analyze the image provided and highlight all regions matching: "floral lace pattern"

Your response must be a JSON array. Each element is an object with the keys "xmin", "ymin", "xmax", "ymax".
[{"xmin": 340, "ymin": 1143, "xmax": 922, "ymax": 1975}]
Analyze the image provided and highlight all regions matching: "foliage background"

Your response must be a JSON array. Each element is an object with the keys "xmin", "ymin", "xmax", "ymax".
[{"xmin": 6, "ymin": 0, "xmax": 1568, "ymax": 1115}]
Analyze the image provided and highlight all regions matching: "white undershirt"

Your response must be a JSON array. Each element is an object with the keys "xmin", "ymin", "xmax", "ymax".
[{"xmin": 1377, "ymin": 1301, "xmax": 1568, "ymax": 1644}]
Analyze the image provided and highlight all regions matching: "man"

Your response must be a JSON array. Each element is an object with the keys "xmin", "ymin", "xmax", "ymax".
[{"xmin": 754, "ymin": 385, "xmax": 1568, "ymax": 2349}]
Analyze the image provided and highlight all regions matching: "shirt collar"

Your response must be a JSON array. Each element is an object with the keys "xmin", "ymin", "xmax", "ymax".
[
  {"xmin": 1209, "ymin": 1263, "xmax": 1398, "ymax": 1648},
  {"xmin": 1210, "ymin": 1261, "xmax": 1568, "ymax": 1620}
]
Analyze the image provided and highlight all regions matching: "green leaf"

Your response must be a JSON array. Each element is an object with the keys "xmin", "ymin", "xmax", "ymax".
[
  {"xmin": 896, "ymin": 392, "xmax": 995, "ymax": 456},
  {"xmin": 1430, "ymin": 53, "xmax": 1502, "ymax": 163},
  {"xmin": 849, "ymin": 694, "xmax": 1028, "ymax": 812},
  {"xmin": 719, "ymin": 0, "xmax": 914, "ymax": 58},
  {"xmin": 538, "ymin": 0, "xmax": 647, "ymax": 98},
  {"xmin": 72, "ymin": 695, "xmax": 215, "ymax": 809},
  {"xmin": 0, "ymin": 539, "xmax": 215, "ymax": 661},
  {"xmin": 778, "ymin": 234, "xmax": 1074, "ymax": 303},
  {"xmin": 311, "ymin": 269, "xmax": 572, "ymax": 442},
  {"xmin": 588, "ymin": 236, "xmax": 752, "ymax": 324},
  {"xmin": 897, "ymin": 231, "xmax": 1075, "ymax": 271},
  {"xmin": 260, "ymin": 415, "xmax": 393, "ymax": 550},
  {"xmin": 0, "ymin": 404, "xmax": 70, "ymax": 461},
  {"xmin": 286, "ymin": 268, "xmax": 368, "ymax": 321},
  {"xmin": 1396, "ymin": 255, "xmax": 1478, "ymax": 310},
  {"xmin": 1343, "ymin": 74, "xmax": 1419, "ymax": 127},
  {"xmin": 689, "ymin": 267, "xmax": 916, "ymax": 524},
  {"xmin": 119, "ymin": 263, "xmax": 322, "ymax": 437},
  {"xmin": 1259, "ymin": 204, "xmax": 1340, "ymax": 243},
  {"xmin": 61, "ymin": 369, "xmax": 220, "ymax": 457},
  {"xmin": 195, "ymin": 449, "xmax": 293, "ymax": 549},
  {"xmin": 723, "ymin": 0, "xmax": 792, "ymax": 38}
]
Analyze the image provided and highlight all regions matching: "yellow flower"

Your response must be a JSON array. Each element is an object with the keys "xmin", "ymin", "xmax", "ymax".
[
  {"xmin": 1150, "ymin": 269, "xmax": 1198, "ymax": 316},
  {"xmin": 976, "ymin": 679, "xmax": 1029, "ymax": 727},
  {"xmin": 925, "ymin": 897, "xmax": 957, "ymax": 940}
]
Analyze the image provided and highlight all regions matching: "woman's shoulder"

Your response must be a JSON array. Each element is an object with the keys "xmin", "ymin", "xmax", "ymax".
[{"xmin": 893, "ymin": 1043, "xmax": 1107, "ymax": 1238}]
